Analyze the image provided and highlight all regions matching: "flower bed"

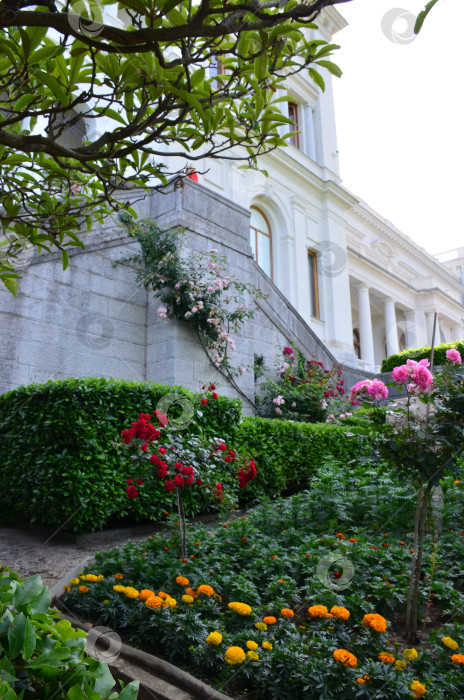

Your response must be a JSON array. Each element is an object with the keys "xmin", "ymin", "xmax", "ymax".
[{"xmin": 62, "ymin": 460, "xmax": 464, "ymax": 699}]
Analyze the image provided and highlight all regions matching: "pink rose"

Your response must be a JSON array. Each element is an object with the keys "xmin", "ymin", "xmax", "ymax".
[
  {"xmin": 412, "ymin": 365, "xmax": 433, "ymax": 392},
  {"xmin": 392, "ymin": 364, "xmax": 409, "ymax": 384},
  {"xmin": 446, "ymin": 349, "xmax": 462, "ymax": 364}
]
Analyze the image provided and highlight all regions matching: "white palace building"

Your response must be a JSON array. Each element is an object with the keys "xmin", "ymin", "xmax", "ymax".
[{"xmin": 164, "ymin": 6, "xmax": 464, "ymax": 373}]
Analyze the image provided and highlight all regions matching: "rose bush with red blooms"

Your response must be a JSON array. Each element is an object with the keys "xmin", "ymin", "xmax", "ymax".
[{"xmin": 257, "ymin": 346, "xmax": 353, "ymax": 423}]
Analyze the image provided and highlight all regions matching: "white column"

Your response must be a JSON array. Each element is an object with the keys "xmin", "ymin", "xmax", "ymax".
[
  {"xmin": 357, "ymin": 283, "xmax": 375, "ymax": 370},
  {"xmin": 404, "ymin": 310, "xmax": 419, "ymax": 349},
  {"xmin": 303, "ymin": 104, "xmax": 316, "ymax": 160},
  {"xmin": 384, "ymin": 298, "xmax": 399, "ymax": 356}
]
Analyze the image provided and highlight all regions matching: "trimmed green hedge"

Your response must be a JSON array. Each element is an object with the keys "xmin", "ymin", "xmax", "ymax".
[
  {"xmin": 234, "ymin": 416, "xmax": 375, "ymax": 502},
  {"xmin": 0, "ymin": 377, "xmax": 241, "ymax": 533},
  {"xmin": 381, "ymin": 339, "xmax": 464, "ymax": 372}
]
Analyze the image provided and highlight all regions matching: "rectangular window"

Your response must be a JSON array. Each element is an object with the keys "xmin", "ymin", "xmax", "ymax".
[
  {"xmin": 288, "ymin": 101, "xmax": 300, "ymax": 149},
  {"xmin": 209, "ymin": 56, "xmax": 226, "ymax": 83},
  {"xmin": 308, "ymin": 250, "xmax": 319, "ymax": 318}
]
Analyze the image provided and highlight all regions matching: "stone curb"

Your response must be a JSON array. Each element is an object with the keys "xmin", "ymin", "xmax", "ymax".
[
  {"xmin": 50, "ymin": 555, "xmax": 96, "ymax": 600},
  {"xmin": 61, "ymin": 613, "xmax": 235, "ymax": 700}
]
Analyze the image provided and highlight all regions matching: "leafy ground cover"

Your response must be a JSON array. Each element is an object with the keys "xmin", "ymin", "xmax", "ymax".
[{"xmin": 61, "ymin": 459, "xmax": 464, "ymax": 699}]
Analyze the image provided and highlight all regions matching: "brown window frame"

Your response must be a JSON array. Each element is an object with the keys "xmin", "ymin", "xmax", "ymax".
[
  {"xmin": 308, "ymin": 250, "xmax": 320, "ymax": 319},
  {"xmin": 250, "ymin": 206, "xmax": 273, "ymax": 280},
  {"xmin": 288, "ymin": 101, "xmax": 300, "ymax": 149}
]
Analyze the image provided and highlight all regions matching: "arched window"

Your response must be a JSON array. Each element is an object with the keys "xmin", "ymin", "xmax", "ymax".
[
  {"xmin": 353, "ymin": 328, "xmax": 361, "ymax": 359},
  {"xmin": 250, "ymin": 206, "xmax": 272, "ymax": 278}
]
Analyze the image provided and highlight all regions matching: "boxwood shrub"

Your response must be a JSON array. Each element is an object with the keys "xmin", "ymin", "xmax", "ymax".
[
  {"xmin": 381, "ymin": 339, "xmax": 464, "ymax": 372},
  {"xmin": 234, "ymin": 416, "xmax": 375, "ymax": 503},
  {"xmin": 0, "ymin": 377, "xmax": 241, "ymax": 533}
]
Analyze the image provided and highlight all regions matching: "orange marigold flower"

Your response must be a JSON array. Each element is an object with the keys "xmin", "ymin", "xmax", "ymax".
[
  {"xmin": 333, "ymin": 649, "xmax": 357, "ymax": 668},
  {"xmin": 145, "ymin": 596, "xmax": 163, "ymax": 609},
  {"xmin": 356, "ymin": 678, "xmax": 365, "ymax": 685},
  {"xmin": 308, "ymin": 605, "xmax": 330, "ymax": 618},
  {"xmin": 197, "ymin": 585, "xmax": 214, "ymax": 596},
  {"xmin": 63, "ymin": 585, "xmax": 71, "ymax": 592},
  {"xmin": 185, "ymin": 587, "xmax": 197, "ymax": 597},
  {"xmin": 176, "ymin": 576, "xmax": 189, "ymax": 587},
  {"xmin": 330, "ymin": 606, "xmax": 350, "ymax": 620},
  {"xmin": 348, "ymin": 538, "xmax": 357, "ymax": 543},
  {"xmin": 281, "ymin": 608, "xmax": 294, "ymax": 618},
  {"xmin": 78, "ymin": 586, "xmax": 89, "ymax": 593},
  {"xmin": 158, "ymin": 591, "xmax": 170, "ymax": 598},
  {"xmin": 114, "ymin": 573, "xmax": 123, "ymax": 579},
  {"xmin": 378, "ymin": 652, "xmax": 395, "ymax": 664},
  {"xmin": 263, "ymin": 616, "xmax": 277, "ymax": 625},
  {"xmin": 410, "ymin": 680, "xmax": 427, "ymax": 698},
  {"xmin": 362, "ymin": 613, "xmax": 387, "ymax": 633},
  {"xmin": 399, "ymin": 542, "xmax": 406, "ymax": 546},
  {"xmin": 451, "ymin": 653, "xmax": 464, "ymax": 666},
  {"xmin": 336, "ymin": 533, "xmax": 346, "ymax": 539},
  {"xmin": 139, "ymin": 589, "xmax": 155, "ymax": 601}
]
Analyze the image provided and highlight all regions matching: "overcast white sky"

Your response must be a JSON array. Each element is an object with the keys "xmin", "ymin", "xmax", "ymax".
[{"xmin": 331, "ymin": 0, "xmax": 464, "ymax": 258}]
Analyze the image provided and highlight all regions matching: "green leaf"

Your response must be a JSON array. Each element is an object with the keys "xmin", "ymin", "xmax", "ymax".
[
  {"xmin": 12, "ymin": 576, "xmax": 44, "ymax": 608},
  {"xmin": 23, "ymin": 619, "xmax": 36, "ymax": 661},
  {"xmin": 315, "ymin": 60, "xmax": 342, "ymax": 78},
  {"xmin": 308, "ymin": 67, "xmax": 325, "ymax": 92},
  {"xmin": 0, "ymin": 657, "xmax": 17, "ymax": 684},
  {"xmin": 62, "ymin": 250, "xmax": 69, "ymax": 271},
  {"xmin": 8, "ymin": 612, "xmax": 26, "ymax": 659},
  {"xmin": 116, "ymin": 681, "xmax": 139, "ymax": 700},
  {"xmin": 414, "ymin": 0, "xmax": 441, "ymax": 34},
  {"xmin": 29, "ymin": 45, "xmax": 64, "ymax": 65},
  {"xmin": 253, "ymin": 53, "xmax": 268, "ymax": 80}
]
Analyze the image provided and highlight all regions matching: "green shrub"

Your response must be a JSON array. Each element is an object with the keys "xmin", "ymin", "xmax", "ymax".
[
  {"xmin": 0, "ymin": 568, "xmax": 138, "ymax": 700},
  {"xmin": 381, "ymin": 339, "xmax": 464, "ymax": 372},
  {"xmin": 0, "ymin": 377, "xmax": 241, "ymax": 533},
  {"xmin": 234, "ymin": 416, "xmax": 375, "ymax": 502}
]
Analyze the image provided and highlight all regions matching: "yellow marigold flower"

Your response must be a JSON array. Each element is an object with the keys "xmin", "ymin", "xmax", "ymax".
[
  {"xmin": 63, "ymin": 585, "xmax": 71, "ymax": 592},
  {"xmin": 228, "ymin": 602, "xmax": 252, "ymax": 616},
  {"xmin": 333, "ymin": 649, "xmax": 357, "ymax": 668},
  {"xmin": 139, "ymin": 589, "xmax": 155, "ymax": 601},
  {"xmin": 308, "ymin": 605, "xmax": 330, "ymax": 618},
  {"xmin": 281, "ymin": 608, "xmax": 294, "ymax": 618},
  {"xmin": 182, "ymin": 594, "xmax": 194, "ymax": 604},
  {"xmin": 330, "ymin": 606, "xmax": 350, "ymax": 621},
  {"xmin": 378, "ymin": 652, "xmax": 395, "ymax": 664},
  {"xmin": 246, "ymin": 641, "xmax": 258, "ymax": 651},
  {"xmin": 263, "ymin": 616, "xmax": 276, "ymax": 625},
  {"xmin": 256, "ymin": 622, "xmax": 267, "ymax": 631},
  {"xmin": 247, "ymin": 650, "xmax": 259, "ymax": 661},
  {"xmin": 225, "ymin": 646, "xmax": 246, "ymax": 665},
  {"xmin": 97, "ymin": 575, "xmax": 104, "ymax": 580},
  {"xmin": 114, "ymin": 573, "xmax": 123, "ymax": 580},
  {"xmin": 124, "ymin": 587, "xmax": 140, "ymax": 599},
  {"xmin": 113, "ymin": 585, "xmax": 125, "ymax": 593},
  {"xmin": 395, "ymin": 660, "xmax": 407, "ymax": 671},
  {"xmin": 176, "ymin": 576, "xmax": 189, "ymax": 587},
  {"xmin": 451, "ymin": 653, "xmax": 464, "ymax": 666},
  {"xmin": 403, "ymin": 648, "xmax": 418, "ymax": 661},
  {"xmin": 197, "ymin": 585, "xmax": 214, "ymax": 596},
  {"xmin": 145, "ymin": 596, "xmax": 163, "ymax": 609},
  {"xmin": 85, "ymin": 574, "xmax": 99, "ymax": 582},
  {"xmin": 78, "ymin": 585, "xmax": 89, "ymax": 593},
  {"xmin": 455, "ymin": 480, "xmax": 460, "ymax": 485},
  {"xmin": 442, "ymin": 636, "xmax": 459, "ymax": 650},
  {"xmin": 162, "ymin": 597, "xmax": 177, "ymax": 608},
  {"xmin": 103, "ymin": 599, "xmax": 109, "ymax": 604},
  {"xmin": 206, "ymin": 632, "xmax": 223, "ymax": 646},
  {"xmin": 262, "ymin": 641, "xmax": 273, "ymax": 651},
  {"xmin": 410, "ymin": 680, "xmax": 427, "ymax": 698},
  {"xmin": 70, "ymin": 578, "xmax": 80, "ymax": 585},
  {"xmin": 362, "ymin": 613, "xmax": 387, "ymax": 633}
]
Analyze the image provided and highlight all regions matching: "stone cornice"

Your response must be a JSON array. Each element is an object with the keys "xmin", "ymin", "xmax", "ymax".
[
  {"xmin": 318, "ymin": 6, "xmax": 349, "ymax": 38},
  {"xmin": 349, "ymin": 202, "xmax": 464, "ymax": 292}
]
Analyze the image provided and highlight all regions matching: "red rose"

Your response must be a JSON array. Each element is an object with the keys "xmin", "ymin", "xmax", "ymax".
[
  {"xmin": 209, "ymin": 384, "xmax": 216, "ymax": 390},
  {"xmin": 149, "ymin": 455, "xmax": 160, "ymax": 465},
  {"xmin": 126, "ymin": 485, "xmax": 139, "ymax": 499},
  {"xmin": 216, "ymin": 483, "xmax": 222, "ymax": 490},
  {"xmin": 217, "ymin": 443, "xmax": 227, "ymax": 452},
  {"xmin": 175, "ymin": 462, "xmax": 183, "ymax": 469},
  {"xmin": 182, "ymin": 466, "xmax": 194, "ymax": 476},
  {"xmin": 195, "ymin": 478, "xmax": 203, "ymax": 486},
  {"xmin": 224, "ymin": 456, "xmax": 231, "ymax": 463},
  {"xmin": 157, "ymin": 468, "xmax": 167, "ymax": 478},
  {"xmin": 165, "ymin": 480, "xmax": 175, "ymax": 492},
  {"xmin": 140, "ymin": 443, "xmax": 148, "ymax": 452},
  {"xmin": 185, "ymin": 476, "xmax": 194, "ymax": 486},
  {"xmin": 174, "ymin": 475, "xmax": 184, "ymax": 487},
  {"xmin": 212, "ymin": 393, "xmax": 218, "ymax": 400},
  {"xmin": 159, "ymin": 447, "xmax": 167, "ymax": 454},
  {"xmin": 201, "ymin": 398, "xmax": 208, "ymax": 405},
  {"xmin": 126, "ymin": 479, "xmax": 132, "ymax": 485},
  {"xmin": 136, "ymin": 478, "xmax": 143, "ymax": 486}
]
